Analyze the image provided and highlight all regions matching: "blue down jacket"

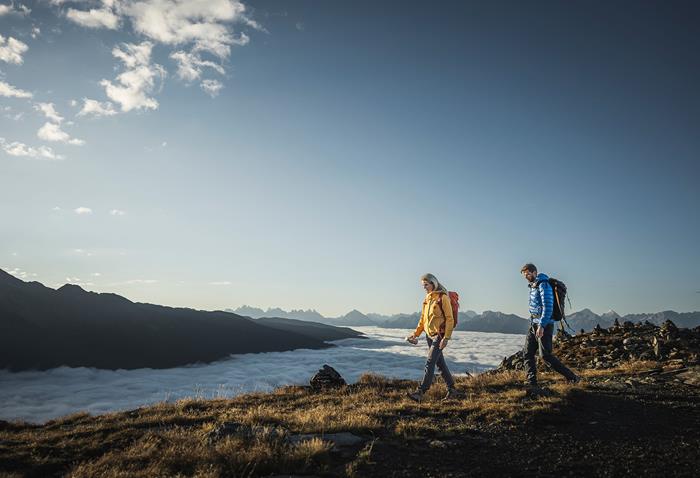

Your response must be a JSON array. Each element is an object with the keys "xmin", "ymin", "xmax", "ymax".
[{"xmin": 529, "ymin": 273, "xmax": 554, "ymax": 328}]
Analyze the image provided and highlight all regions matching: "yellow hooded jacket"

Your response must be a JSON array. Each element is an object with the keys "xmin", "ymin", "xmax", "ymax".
[{"xmin": 413, "ymin": 291, "xmax": 455, "ymax": 340}]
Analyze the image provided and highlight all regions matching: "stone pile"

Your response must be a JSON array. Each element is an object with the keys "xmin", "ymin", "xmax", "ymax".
[
  {"xmin": 309, "ymin": 364, "xmax": 347, "ymax": 390},
  {"xmin": 494, "ymin": 320, "xmax": 700, "ymax": 373}
]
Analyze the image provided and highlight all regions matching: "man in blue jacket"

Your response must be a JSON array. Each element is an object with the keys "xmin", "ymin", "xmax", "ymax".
[{"xmin": 521, "ymin": 263, "xmax": 580, "ymax": 388}]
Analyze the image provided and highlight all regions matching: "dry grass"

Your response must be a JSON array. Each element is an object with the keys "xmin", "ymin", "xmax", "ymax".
[{"xmin": 1, "ymin": 366, "xmax": 635, "ymax": 478}]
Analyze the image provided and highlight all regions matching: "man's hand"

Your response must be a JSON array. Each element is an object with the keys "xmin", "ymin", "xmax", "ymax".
[
  {"xmin": 439, "ymin": 338, "xmax": 449, "ymax": 350},
  {"xmin": 535, "ymin": 326, "xmax": 544, "ymax": 339},
  {"xmin": 406, "ymin": 335, "xmax": 418, "ymax": 345}
]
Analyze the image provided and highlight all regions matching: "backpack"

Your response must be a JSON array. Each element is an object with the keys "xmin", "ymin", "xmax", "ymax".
[
  {"xmin": 436, "ymin": 291, "xmax": 460, "ymax": 331},
  {"xmin": 535, "ymin": 278, "xmax": 567, "ymax": 321}
]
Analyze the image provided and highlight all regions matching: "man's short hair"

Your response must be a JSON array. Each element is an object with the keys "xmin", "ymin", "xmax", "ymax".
[{"xmin": 521, "ymin": 263, "xmax": 537, "ymax": 273}]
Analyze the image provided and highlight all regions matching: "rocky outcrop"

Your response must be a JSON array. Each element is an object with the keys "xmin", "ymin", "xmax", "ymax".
[
  {"xmin": 494, "ymin": 320, "xmax": 700, "ymax": 373},
  {"xmin": 310, "ymin": 365, "xmax": 347, "ymax": 390}
]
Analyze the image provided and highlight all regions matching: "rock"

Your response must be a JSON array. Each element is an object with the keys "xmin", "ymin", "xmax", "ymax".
[
  {"xmin": 429, "ymin": 439, "xmax": 448, "ymax": 449},
  {"xmin": 676, "ymin": 367, "xmax": 700, "ymax": 386},
  {"xmin": 310, "ymin": 364, "xmax": 347, "ymax": 390}
]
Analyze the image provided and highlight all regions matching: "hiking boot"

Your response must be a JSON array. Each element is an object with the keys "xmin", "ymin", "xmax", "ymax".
[
  {"xmin": 442, "ymin": 388, "xmax": 464, "ymax": 401},
  {"xmin": 407, "ymin": 389, "xmax": 424, "ymax": 402}
]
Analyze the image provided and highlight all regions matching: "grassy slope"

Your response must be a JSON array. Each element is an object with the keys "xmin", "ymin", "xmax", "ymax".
[{"xmin": 0, "ymin": 362, "xmax": 698, "ymax": 477}]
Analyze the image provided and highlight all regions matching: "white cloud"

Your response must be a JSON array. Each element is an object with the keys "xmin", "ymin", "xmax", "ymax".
[
  {"xmin": 2, "ymin": 106, "xmax": 24, "ymax": 121},
  {"xmin": 72, "ymin": 248, "xmax": 95, "ymax": 257},
  {"xmin": 109, "ymin": 209, "xmax": 126, "ymax": 216},
  {"xmin": 74, "ymin": 207, "xmax": 93, "ymax": 215},
  {"xmin": 100, "ymin": 41, "xmax": 166, "ymax": 112},
  {"xmin": 92, "ymin": 272, "xmax": 102, "ymax": 277},
  {"xmin": 52, "ymin": 206, "xmax": 62, "ymax": 211},
  {"xmin": 55, "ymin": 1, "xmax": 262, "ymax": 105},
  {"xmin": 209, "ymin": 281, "xmax": 232, "ymax": 286},
  {"xmin": 34, "ymin": 102, "xmax": 64, "ymax": 123},
  {"xmin": 170, "ymin": 50, "xmax": 224, "ymax": 82},
  {"xmin": 4, "ymin": 267, "xmax": 36, "ymax": 280},
  {"xmin": 123, "ymin": 0, "xmax": 247, "ymax": 58},
  {"xmin": 77, "ymin": 98, "xmax": 118, "ymax": 117},
  {"xmin": 66, "ymin": 4, "xmax": 121, "ymax": 29},
  {"xmin": 31, "ymin": 27, "xmax": 41, "ymax": 39},
  {"xmin": 0, "ymin": 3, "xmax": 30, "ymax": 17},
  {"xmin": 0, "ymin": 137, "xmax": 63, "ymax": 160},
  {"xmin": 0, "ymin": 34, "xmax": 29, "ymax": 64},
  {"xmin": 125, "ymin": 279, "xmax": 158, "ymax": 284},
  {"xmin": 37, "ymin": 122, "xmax": 85, "ymax": 145},
  {"xmin": 200, "ymin": 78, "xmax": 223, "ymax": 97},
  {"xmin": 0, "ymin": 80, "xmax": 32, "ymax": 98}
]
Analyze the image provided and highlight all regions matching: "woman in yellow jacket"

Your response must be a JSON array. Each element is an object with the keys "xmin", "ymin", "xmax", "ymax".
[{"xmin": 406, "ymin": 273, "xmax": 462, "ymax": 402}]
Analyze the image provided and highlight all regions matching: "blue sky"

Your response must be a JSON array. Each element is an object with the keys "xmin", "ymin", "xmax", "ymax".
[{"xmin": 1, "ymin": 1, "xmax": 698, "ymax": 317}]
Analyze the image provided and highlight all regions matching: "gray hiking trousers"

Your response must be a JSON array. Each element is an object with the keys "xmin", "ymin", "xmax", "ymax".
[
  {"xmin": 418, "ymin": 335, "xmax": 455, "ymax": 392},
  {"xmin": 523, "ymin": 323, "xmax": 576, "ymax": 385}
]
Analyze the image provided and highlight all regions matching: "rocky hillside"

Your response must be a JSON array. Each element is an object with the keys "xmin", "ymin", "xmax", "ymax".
[{"xmin": 495, "ymin": 319, "xmax": 700, "ymax": 372}]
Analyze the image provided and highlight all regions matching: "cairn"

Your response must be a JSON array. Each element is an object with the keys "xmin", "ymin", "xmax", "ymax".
[{"xmin": 310, "ymin": 364, "xmax": 347, "ymax": 390}]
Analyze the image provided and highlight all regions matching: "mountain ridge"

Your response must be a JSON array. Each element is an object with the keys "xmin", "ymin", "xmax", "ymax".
[
  {"xmin": 229, "ymin": 305, "xmax": 700, "ymax": 334},
  {"xmin": 0, "ymin": 269, "xmax": 364, "ymax": 372}
]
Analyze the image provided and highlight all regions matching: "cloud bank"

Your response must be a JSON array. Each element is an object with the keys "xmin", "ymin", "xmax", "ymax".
[{"xmin": 0, "ymin": 327, "xmax": 524, "ymax": 423}]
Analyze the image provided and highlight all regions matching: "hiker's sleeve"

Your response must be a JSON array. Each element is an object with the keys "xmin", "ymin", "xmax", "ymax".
[
  {"xmin": 442, "ymin": 294, "xmax": 455, "ymax": 339},
  {"xmin": 539, "ymin": 282, "xmax": 554, "ymax": 327},
  {"xmin": 413, "ymin": 314, "xmax": 424, "ymax": 337}
]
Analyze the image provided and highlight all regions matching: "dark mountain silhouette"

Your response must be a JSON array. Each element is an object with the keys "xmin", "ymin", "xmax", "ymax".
[
  {"xmin": 0, "ymin": 269, "xmax": 362, "ymax": 372},
  {"xmin": 254, "ymin": 317, "xmax": 365, "ymax": 342}
]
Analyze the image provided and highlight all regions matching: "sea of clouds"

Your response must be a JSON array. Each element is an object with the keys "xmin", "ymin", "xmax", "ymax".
[{"xmin": 0, "ymin": 327, "xmax": 524, "ymax": 423}]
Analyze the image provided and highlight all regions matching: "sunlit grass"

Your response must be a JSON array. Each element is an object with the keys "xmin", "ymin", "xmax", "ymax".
[{"xmin": 5, "ymin": 364, "xmax": 659, "ymax": 477}]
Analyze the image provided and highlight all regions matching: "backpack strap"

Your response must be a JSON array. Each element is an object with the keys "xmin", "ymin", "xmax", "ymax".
[{"xmin": 435, "ymin": 292, "xmax": 449, "ymax": 336}]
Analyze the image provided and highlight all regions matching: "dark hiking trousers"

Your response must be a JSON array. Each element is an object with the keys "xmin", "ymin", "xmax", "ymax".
[
  {"xmin": 523, "ymin": 323, "xmax": 576, "ymax": 385},
  {"xmin": 418, "ymin": 335, "xmax": 455, "ymax": 392}
]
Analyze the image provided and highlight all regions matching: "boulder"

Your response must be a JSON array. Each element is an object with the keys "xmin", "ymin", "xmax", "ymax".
[{"xmin": 310, "ymin": 364, "xmax": 347, "ymax": 390}]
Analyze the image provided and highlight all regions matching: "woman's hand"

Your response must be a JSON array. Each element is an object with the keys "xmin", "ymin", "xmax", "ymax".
[
  {"xmin": 439, "ymin": 338, "xmax": 449, "ymax": 350},
  {"xmin": 406, "ymin": 335, "xmax": 418, "ymax": 345}
]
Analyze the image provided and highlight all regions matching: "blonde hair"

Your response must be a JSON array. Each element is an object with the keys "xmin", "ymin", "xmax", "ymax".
[{"xmin": 421, "ymin": 273, "xmax": 447, "ymax": 293}]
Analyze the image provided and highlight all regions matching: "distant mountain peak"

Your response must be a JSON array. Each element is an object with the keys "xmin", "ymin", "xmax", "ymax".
[
  {"xmin": 343, "ymin": 309, "xmax": 368, "ymax": 318},
  {"xmin": 57, "ymin": 283, "xmax": 86, "ymax": 294}
]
